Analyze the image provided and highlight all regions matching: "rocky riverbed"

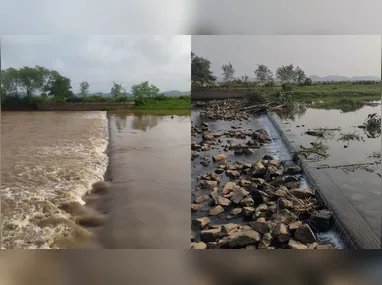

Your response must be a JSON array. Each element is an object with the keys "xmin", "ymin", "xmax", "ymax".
[{"xmin": 191, "ymin": 99, "xmax": 334, "ymax": 249}]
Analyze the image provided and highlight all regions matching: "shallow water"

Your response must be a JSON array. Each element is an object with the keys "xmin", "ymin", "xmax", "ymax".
[
  {"xmin": 274, "ymin": 103, "xmax": 381, "ymax": 241},
  {"xmin": 191, "ymin": 107, "xmax": 344, "ymax": 248},
  {"xmin": 1, "ymin": 111, "xmax": 108, "ymax": 249},
  {"xmin": 100, "ymin": 111, "xmax": 190, "ymax": 248}
]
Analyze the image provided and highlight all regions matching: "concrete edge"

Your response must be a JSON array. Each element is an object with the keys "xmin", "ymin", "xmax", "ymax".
[{"xmin": 267, "ymin": 112, "xmax": 381, "ymax": 249}]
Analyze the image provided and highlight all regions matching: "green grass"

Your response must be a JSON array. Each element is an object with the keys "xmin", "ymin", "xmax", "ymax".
[
  {"xmin": 290, "ymin": 84, "xmax": 380, "ymax": 101},
  {"xmin": 132, "ymin": 96, "xmax": 191, "ymax": 111}
]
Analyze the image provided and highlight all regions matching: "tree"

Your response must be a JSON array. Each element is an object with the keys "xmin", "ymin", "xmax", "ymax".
[
  {"xmin": 44, "ymin": 70, "xmax": 73, "ymax": 98},
  {"xmin": 275, "ymin": 64, "xmax": 296, "ymax": 83},
  {"xmin": 1, "ymin": 68, "xmax": 21, "ymax": 96},
  {"xmin": 221, "ymin": 62, "xmax": 235, "ymax": 82},
  {"xmin": 191, "ymin": 52, "xmax": 216, "ymax": 84},
  {"xmin": 294, "ymin": 66, "xmax": 306, "ymax": 84},
  {"xmin": 131, "ymin": 81, "xmax": 160, "ymax": 99},
  {"xmin": 241, "ymin": 75, "xmax": 249, "ymax": 82},
  {"xmin": 254, "ymin": 64, "xmax": 273, "ymax": 83},
  {"xmin": 110, "ymin": 81, "xmax": 126, "ymax": 97},
  {"xmin": 17, "ymin": 66, "xmax": 45, "ymax": 98},
  {"xmin": 79, "ymin": 81, "xmax": 90, "ymax": 96}
]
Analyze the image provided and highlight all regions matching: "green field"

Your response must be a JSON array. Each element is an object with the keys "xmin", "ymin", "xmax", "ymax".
[
  {"xmin": 132, "ymin": 96, "xmax": 191, "ymax": 111},
  {"xmin": 290, "ymin": 84, "xmax": 380, "ymax": 101}
]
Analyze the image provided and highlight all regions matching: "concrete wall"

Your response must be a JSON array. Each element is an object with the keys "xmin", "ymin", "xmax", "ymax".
[{"xmin": 36, "ymin": 102, "xmax": 135, "ymax": 111}]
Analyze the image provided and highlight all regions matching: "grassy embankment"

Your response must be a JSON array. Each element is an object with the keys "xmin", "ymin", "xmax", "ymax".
[
  {"xmin": 289, "ymin": 84, "xmax": 381, "ymax": 109},
  {"xmin": 1, "ymin": 94, "xmax": 191, "ymax": 112}
]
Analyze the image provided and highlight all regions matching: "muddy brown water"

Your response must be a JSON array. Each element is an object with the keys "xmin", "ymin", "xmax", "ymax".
[
  {"xmin": 99, "ymin": 110, "xmax": 190, "ymax": 248},
  {"xmin": 1, "ymin": 111, "xmax": 108, "ymax": 249},
  {"xmin": 274, "ymin": 103, "xmax": 381, "ymax": 242},
  {"xmin": 1, "ymin": 110, "xmax": 190, "ymax": 249}
]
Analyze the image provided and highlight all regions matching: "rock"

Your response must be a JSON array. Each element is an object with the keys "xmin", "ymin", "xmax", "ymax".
[
  {"xmin": 272, "ymin": 223, "xmax": 290, "ymax": 243},
  {"xmin": 191, "ymin": 204, "xmax": 202, "ymax": 212},
  {"xmin": 249, "ymin": 220, "xmax": 270, "ymax": 235},
  {"xmin": 221, "ymin": 230, "xmax": 261, "ymax": 248},
  {"xmin": 249, "ymin": 189, "xmax": 265, "ymax": 205},
  {"xmin": 212, "ymin": 153, "xmax": 228, "ymax": 162},
  {"xmin": 239, "ymin": 179, "xmax": 251, "ymax": 187},
  {"xmin": 230, "ymin": 208, "xmax": 242, "ymax": 216},
  {"xmin": 192, "ymin": 217, "xmax": 211, "ymax": 229},
  {"xmin": 284, "ymin": 181, "xmax": 300, "ymax": 189},
  {"xmin": 215, "ymin": 168, "xmax": 224, "ymax": 174},
  {"xmin": 222, "ymin": 181, "xmax": 236, "ymax": 195},
  {"xmin": 256, "ymin": 203, "xmax": 268, "ymax": 212},
  {"xmin": 316, "ymin": 244, "xmax": 333, "ymax": 249},
  {"xmin": 243, "ymin": 148, "xmax": 255, "ymax": 155},
  {"xmin": 288, "ymin": 221, "xmax": 302, "ymax": 232},
  {"xmin": 240, "ymin": 196, "xmax": 254, "ymax": 207},
  {"xmin": 229, "ymin": 186, "xmax": 249, "ymax": 204},
  {"xmin": 294, "ymin": 224, "xmax": 316, "ymax": 244},
  {"xmin": 309, "ymin": 209, "xmax": 333, "ymax": 232},
  {"xmin": 214, "ymin": 196, "xmax": 231, "ymax": 207},
  {"xmin": 290, "ymin": 188, "xmax": 314, "ymax": 199},
  {"xmin": 284, "ymin": 175, "xmax": 299, "ymax": 183},
  {"xmin": 201, "ymin": 161, "xmax": 209, "ymax": 167},
  {"xmin": 221, "ymin": 223, "xmax": 239, "ymax": 233},
  {"xmin": 275, "ymin": 209, "xmax": 297, "ymax": 224},
  {"xmin": 288, "ymin": 239, "xmax": 308, "ymax": 249},
  {"xmin": 191, "ymin": 242, "xmax": 207, "ymax": 249},
  {"xmin": 253, "ymin": 161, "xmax": 265, "ymax": 170},
  {"xmin": 209, "ymin": 205, "xmax": 225, "ymax": 216},
  {"xmin": 91, "ymin": 181, "xmax": 111, "ymax": 194},
  {"xmin": 278, "ymin": 198, "xmax": 294, "ymax": 209},
  {"xmin": 200, "ymin": 180, "xmax": 218, "ymax": 190},
  {"xmin": 308, "ymin": 242, "xmax": 318, "ymax": 249},
  {"xmin": 226, "ymin": 170, "xmax": 241, "ymax": 178},
  {"xmin": 194, "ymin": 195, "xmax": 210, "ymax": 204},
  {"xmin": 200, "ymin": 227, "xmax": 228, "ymax": 242},
  {"xmin": 284, "ymin": 165, "xmax": 302, "ymax": 175},
  {"xmin": 234, "ymin": 149, "xmax": 244, "ymax": 155},
  {"xmin": 252, "ymin": 178, "xmax": 266, "ymax": 185},
  {"xmin": 207, "ymin": 242, "xmax": 219, "ymax": 249},
  {"xmin": 242, "ymin": 207, "xmax": 255, "ymax": 217},
  {"xmin": 271, "ymin": 188, "xmax": 288, "ymax": 200},
  {"xmin": 252, "ymin": 129, "xmax": 271, "ymax": 143},
  {"xmin": 269, "ymin": 160, "xmax": 281, "ymax": 168},
  {"xmin": 258, "ymin": 233, "xmax": 273, "ymax": 249}
]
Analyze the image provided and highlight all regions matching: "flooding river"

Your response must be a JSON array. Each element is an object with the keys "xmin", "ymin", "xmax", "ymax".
[
  {"xmin": 1, "ymin": 110, "xmax": 190, "ymax": 249},
  {"xmin": 1, "ymin": 111, "xmax": 108, "ymax": 249}
]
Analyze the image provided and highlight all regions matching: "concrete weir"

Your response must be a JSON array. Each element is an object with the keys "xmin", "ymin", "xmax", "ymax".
[{"xmin": 267, "ymin": 112, "xmax": 381, "ymax": 249}]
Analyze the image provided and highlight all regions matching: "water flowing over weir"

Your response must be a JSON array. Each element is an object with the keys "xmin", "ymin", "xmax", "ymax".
[{"xmin": 1, "ymin": 112, "xmax": 109, "ymax": 249}]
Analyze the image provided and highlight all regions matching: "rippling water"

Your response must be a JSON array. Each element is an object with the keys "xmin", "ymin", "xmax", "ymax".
[{"xmin": 1, "ymin": 111, "xmax": 108, "ymax": 249}]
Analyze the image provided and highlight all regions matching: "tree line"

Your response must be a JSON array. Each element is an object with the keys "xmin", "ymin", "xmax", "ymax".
[
  {"xmin": 1, "ymin": 65, "xmax": 167, "ymax": 103},
  {"xmin": 191, "ymin": 52, "xmax": 379, "ymax": 87}
]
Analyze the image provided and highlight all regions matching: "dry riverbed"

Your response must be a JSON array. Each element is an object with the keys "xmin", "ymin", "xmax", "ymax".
[{"xmin": 191, "ymin": 99, "xmax": 334, "ymax": 249}]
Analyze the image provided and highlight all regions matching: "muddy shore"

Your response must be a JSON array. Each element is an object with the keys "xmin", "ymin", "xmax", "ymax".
[{"xmin": 191, "ymin": 99, "xmax": 337, "ymax": 249}]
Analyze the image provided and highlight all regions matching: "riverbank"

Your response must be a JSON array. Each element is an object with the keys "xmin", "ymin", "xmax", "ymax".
[
  {"xmin": 1, "ymin": 95, "xmax": 191, "ymax": 111},
  {"xmin": 191, "ymin": 99, "xmax": 345, "ymax": 249},
  {"xmin": 191, "ymin": 83, "xmax": 380, "ymax": 103}
]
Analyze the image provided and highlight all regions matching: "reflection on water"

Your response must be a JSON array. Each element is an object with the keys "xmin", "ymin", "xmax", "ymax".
[
  {"xmin": 102, "ymin": 111, "xmax": 190, "ymax": 248},
  {"xmin": 276, "ymin": 102, "xmax": 381, "ymax": 238}
]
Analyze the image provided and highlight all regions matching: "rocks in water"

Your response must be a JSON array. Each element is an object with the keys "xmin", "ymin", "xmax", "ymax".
[
  {"xmin": 191, "ymin": 101, "xmax": 334, "ymax": 250},
  {"xmin": 209, "ymin": 205, "xmax": 225, "ymax": 216},
  {"xmin": 192, "ymin": 217, "xmax": 211, "ymax": 229},
  {"xmin": 191, "ymin": 242, "xmax": 207, "ymax": 249},
  {"xmin": 294, "ymin": 224, "xmax": 316, "ymax": 244},
  {"xmin": 272, "ymin": 223, "xmax": 290, "ymax": 243},
  {"xmin": 309, "ymin": 209, "xmax": 333, "ymax": 232}
]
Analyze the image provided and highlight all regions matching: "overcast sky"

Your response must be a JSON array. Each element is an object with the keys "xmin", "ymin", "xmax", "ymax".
[
  {"xmin": 1, "ymin": 35, "xmax": 191, "ymax": 93},
  {"xmin": 192, "ymin": 36, "xmax": 381, "ymax": 79}
]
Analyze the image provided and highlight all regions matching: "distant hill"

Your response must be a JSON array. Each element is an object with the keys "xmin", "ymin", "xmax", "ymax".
[
  {"xmin": 309, "ymin": 75, "xmax": 380, "ymax": 82},
  {"xmin": 162, "ymin": 90, "xmax": 190, "ymax": 96}
]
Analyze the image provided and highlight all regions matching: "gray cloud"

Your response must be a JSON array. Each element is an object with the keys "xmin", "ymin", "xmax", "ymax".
[
  {"xmin": 1, "ymin": 35, "xmax": 191, "ymax": 93},
  {"xmin": 192, "ymin": 35, "xmax": 381, "ymax": 79}
]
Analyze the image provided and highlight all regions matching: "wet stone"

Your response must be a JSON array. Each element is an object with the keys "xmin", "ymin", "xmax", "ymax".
[
  {"xmin": 294, "ymin": 224, "xmax": 316, "ymax": 244},
  {"xmin": 309, "ymin": 209, "xmax": 333, "ymax": 232},
  {"xmin": 209, "ymin": 205, "xmax": 225, "ymax": 216}
]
